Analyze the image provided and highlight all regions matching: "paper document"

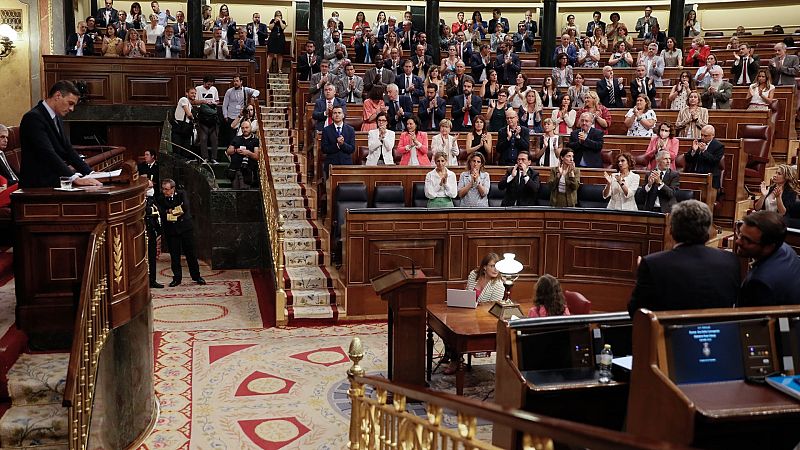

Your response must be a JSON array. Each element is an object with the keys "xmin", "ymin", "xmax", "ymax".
[
  {"xmin": 85, "ymin": 169, "xmax": 122, "ymax": 179},
  {"xmin": 612, "ymin": 356, "xmax": 633, "ymax": 371}
]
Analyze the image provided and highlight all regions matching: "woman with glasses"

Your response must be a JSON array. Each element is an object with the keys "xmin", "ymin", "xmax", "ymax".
[
  {"xmin": 487, "ymin": 89, "xmax": 512, "ymax": 132},
  {"xmin": 366, "ymin": 112, "xmax": 395, "ymax": 165}
]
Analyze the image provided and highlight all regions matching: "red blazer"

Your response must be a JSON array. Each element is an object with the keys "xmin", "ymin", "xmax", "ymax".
[
  {"xmin": 642, "ymin": 136, "xmax": 679, "ymax": 170},
  {"xmin": 685, "ymin": 45, "xmax": 711, "ymax": 67},
  {"xmin": 397, "ymin": 131, "xmax": 431, "ymax": 166},
  {"xmin": 0, "ymin": 175, "xmax": 17, "ymax": 208}
]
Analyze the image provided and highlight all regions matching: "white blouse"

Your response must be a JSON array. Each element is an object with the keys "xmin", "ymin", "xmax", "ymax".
[
  {"xmin": 430, "ymin": 134, "xmax": 460, "ymax": 166},
  {"xmin": 625, "ymin": 108, "xmax": 657, "ymax": 137},
  {"xmin": 424, "ymin": 169, "xmax": 458, "ymax": 200},
  {"xmin": 604, "ymin": 171, "xmax": 640, "ymax": 211},
  {"xmin": 366, "ymin": 129, "xmax": 396, "ymax": 165}
]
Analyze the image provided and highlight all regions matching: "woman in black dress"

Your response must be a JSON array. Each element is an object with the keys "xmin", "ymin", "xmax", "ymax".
[{"xmin": 266, "ymin": 10, "xmax": 287, "ymax": 73}]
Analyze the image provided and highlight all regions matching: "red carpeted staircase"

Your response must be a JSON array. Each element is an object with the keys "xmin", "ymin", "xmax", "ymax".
[{"xmin": 0, "ymin": 249, "xmax": 29, "ymax": 439}]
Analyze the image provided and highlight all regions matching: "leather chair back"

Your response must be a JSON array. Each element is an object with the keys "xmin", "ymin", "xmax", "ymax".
[
  {"xmin": 372, "ymin": 185, "xmax": 405, "ymax": 208},
  {"xmin": 577, "ymin": 184, "xmax": 609, "ymax": 208},
  {"xmin": 739, "ymin": 124, "xmax": 770, "ymax": 182},
  {"xmin": 334, "ymin": 182, "xmax": 368, "ymax": 242},
  {"xmin": 488, "ymin": 181, "xmax": 505, "ymax": 207},
  {"xmin": 564, "ymin": 290, "xmax": 591, "ymax": 314},
  {"xmin": 412, "ymin": 181, "xmax": 427, "ymax": 207}
]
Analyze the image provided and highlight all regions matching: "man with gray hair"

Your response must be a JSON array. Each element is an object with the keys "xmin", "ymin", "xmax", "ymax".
[
  {"xmin": 684, "ymin": 124, "xmax": 724, "ymax": 189},
  {"xmin": 635, "ymin": 149, "xmax": 679, "ymax": 212},
  {"xmin": 700, "ymin": 67, "xmax": 732, "ymax": 109},
  {"xmin": 768, "ymin": 42, "xmax": 799, "ymax": 86},
  {"xmin": 628, "ymin": 199, "xmax": 740, "ymax": 316}
]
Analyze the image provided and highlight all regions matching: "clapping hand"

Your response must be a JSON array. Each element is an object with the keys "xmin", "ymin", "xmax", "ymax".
[
  {"xmin": 578, "ymin": 130, "xmax": 587, "ymax": 142},
  {"xmin": 774, "ymin": 185, "xmax": 784, "ymax": 198},
  {"xmin": 603, "ymin": 171, "xmax": 614, "ymax": 183},
  {"xmin": 649, "ymin": 170, "xmax": 661, "ymax": 186},
  {"xmin": 760, "ymin": 181, "xmax": 769, "ymax": 196},
  {"xmin": 336, "ymin": 135, "xmax": 345, "ymax": 145}
]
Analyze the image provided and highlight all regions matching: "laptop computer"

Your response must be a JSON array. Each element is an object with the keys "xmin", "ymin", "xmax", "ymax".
[{"xmin": 446, "ymin": 289, "xmax": 478, "ymax": 308}]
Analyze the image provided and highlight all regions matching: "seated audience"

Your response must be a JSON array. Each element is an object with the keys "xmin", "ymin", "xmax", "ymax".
[
  {"xmin": 567, "ymin": 73, "xmax": 589, "ymax": 109},
  {"xmin": 310, "ymin": 60, "xmax": 336, "ymax": 102},
  {"xmin": 123, "ymin": 29, "xmax": 146, "ymax": 57},
  {"xmin": 499, "ymin": 150, "xmax": 539, "ymax": 206},
  {"xmin": 396, "ymin": 60, "xmax": 424, "ymax": 105},
  {"xmin": 538, "ymin": 76, "xmax": 560, "ymax": 108},
  {"xmin": 418, "ymin": 85, "xmax": 446, "ymax": 132},
  {"xmin": 597, "ymin": 66, "xmax": 626, "ymax": 109},
  {"xmin": 642, "ymin": 122, "xmax": 679, "ymax": 169},
  {"xmin": 487, "ymin": 90, "xmax": 513, "ymax": 132},
  {"xmin": 754, "ymin": 164, "xmax": 799, "ymax": 217},
  {"xmin": 497, "ymin": 109, "xmax": 530, "ymax": 165},
  {"xmin": 700, "ymin": 67, "xmax": 733, "ymax": 110},
  {"xmin": 457, "ymin": 152, "xmax": 490, "ymax": 207},
  {"xmin": 609, "ymin": 41, "xmax": 634, "ymax": 68},
  {"xmin": 684, "ymin": 10, "xmax": 701, "ymax": 38},
  {"xmin": 638, "ymin": 43, "xmax": 665, "ymax": 86},
  {"xmin": 225, "ymin": 120, "xmax": 260, "ymax": 189},
  {"xmin": 520, "ymin": 90, "xmax": 544, "ymax": 134},
  {"xmin": 614, "ymin": 26, "xmax": 634, "ymax": 49},
  {"xmin": 507, "ymin": 73, "xmax": 531, "ymax": 109},
  {"xmin": 0, "ymin": 170, "xmax": 16, "ymax": 209},
  {"xmin": 385, "ymin": 83, "xmax": 413, "ymax": 132},
  {"xmin": 102, "ymin": 25, "xmax": 123, "ymax": 57},
  {"xmin": 684, "ymin": 37, "xmax": 711, "ymax": 67},
  {"xmin": 155, "ymin": 25, "xmax": 180, "ymax": 58},
  {"xmin": 568, "ymin": 113, "xmax": 604, "ymax": 168},
  {"xmin": 726, "ymin": 36, "xmax": 740, "ymax": 50},
  {"xmin": 733, "ymin": 25, "xmax": 747, "ymax": 36},
  {"xmin": 67, "ymin": 21, "xmax": 93, "ymax": 56},
  {"xmin": 636, "ymin": 150, "xmax": 680, "ymax": 212},
  {"xmin": 535, "ymin": 118, "xmax": 563, "ymax": 167},
  {"xmin": 669, "ymin": 71, "xmax": 695, "ymax": 110},
  {"xmin": 551, "ymin": 94, "xmax": 575, "ymax": 135},
  {"xmin": 384, "ymin": 40, "xmax": 402, "ymax": 70},
  {"xmin": 231, "ymin": 26, "xmax": 256, "ymax": 61},
  {"xmin": 731, "ymin": 43, "xmax": 759, "ymax": 86},
  {"xmin": 630, "ymin": 65, "xmax": 658, "ymax": 106},
  {"xmin": 628, "ymin": 200, "xmax": 740, "ymax": 316},
  {"xmin": 397, "ymin": 116, "xmax": 430, "ymax": 166},
  {"xmin": 694, "ymin": 53, "xmax": 720, "ymax": 88},
  {"xmin": 451, "ymin": 77, "xmax": 481, "ymax": 132},
  {"xmin": 562, "ymin": 14, "xmax": 578, "ymax": 36},
  {"xmin": 747, "ymin": 68, "xmax": 775, "ymax": 111},
  {"xmin": 528, "ymin": 274, "xmax": 571, "ymax": 318},
  {"xmin": 465, "ymin": 115, "xmax": 492, "ymax": 159},
  {"xmin": 549, "ymin": 149, "xmax": 580, "ymax": 207},
  {"xmin": 336, "ymin": 63, "xmax": 364, "ymax": 105},
  {"xmin": 321, "ymin": 105, "xmax": 355, "ymax": 176},
  {"xmin": 144, "ymin": 13, "xmax": 163, "ymax": 44},
  {"xmin": 736, "ymin": 211, "xmax": 800, "ymax": 306},
  {"xmin": 431, "ymin": 119, "xmax": 460, "ymax": 166},
  {"xmin": 578, "ymin": 91, "xmax": 612, "ymax": 134},
  {"xmin": 204, "ymin": 28, "xmax": 230, "ymax": 60},
  {"xmin": 684, "ymin": 125, "xmax": 723, "ymax": 189},
  {"xmin": 312, "ymin": 83, "xmax": 347, "ymax": 131},
  {"xmin": 769, "ymin": 43, "xmax": 800, "ymax": 86},
  {"xmin": 552, "ymin": 53, "xmax": 574, "ymax": 89},
  {"xmin": 553, "ymin": 33, "xmax": 578, "ymax": 66},
  {"xmin": 605, "ymin": 12, "xmax": 623, "ymax": 42},
  {"xmin": 425, "ymin": 151, "xmax": 457, "ymax": 207},
  {"xmin": 363, "ymin": 55, "xmax": 394, "ymax": 95},
  {"xmin": 675, "ymin": 91, "xmax": 708, "ymax": 138},
  {"xmin": 660, "ymin": 37, "xmax": 683, "ymax": 68},
  {"xmin": 577, "ymin": 37, "xmax": 600, "ymax": 68},
  {"xmin": 603, "ymin": 152, "xmax": 639, "ymax": 210},
  {"xmin": 365, "ymin": 113, "xmax": 395, "ymax": 165},
  {"xmin": 625, "ymin": 94, "xmax": 657, "ymax": 137}
]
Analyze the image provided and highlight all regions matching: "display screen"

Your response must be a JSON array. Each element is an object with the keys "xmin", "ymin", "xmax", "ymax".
[
  {"xmin": 667, "ymin": 321, "xmax": 745, "ymax": 384},
  {"xmin": 519, "ymin": 327, "xmax": 592, "ymax": 371}
]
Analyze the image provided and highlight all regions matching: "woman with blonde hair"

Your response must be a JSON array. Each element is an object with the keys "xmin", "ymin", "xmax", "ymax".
[
  {"xmin": 123, "ymin": 29, "xmax": 146, "ymax": 57},
  {"xmin": 591, "ymin": 26, "xmax": 608, "ymax": 52},
  {"xmin": 675, "ymin": 91, "xmax": 708, "ymax": 138},
  {"xmin": 430, "ymin": 119, "xmax": 460, "ymax": 166},
  {"xmin": 577, "ymin": 91, "xmax": 611, "ymax": 134},
  {"xmin": 528, "ymin": 274, "xmax": 571, "ymax": 318},
  {"xmin": 424, "ymin": 151, "xmax": 458, "ymax": 207},
  {"xmin": 754, "ymin": 164, "xmax": 799, "ymax": 217},
  {"xmin": 746, "ymin": 68, "xmax": 775, "ymax": 111}
]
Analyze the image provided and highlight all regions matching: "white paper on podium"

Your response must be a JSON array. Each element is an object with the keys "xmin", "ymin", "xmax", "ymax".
[
  {"xmin": 85, "ymin": 169, "xmax": 122, "ymax": 179},
  {"xmin": 612, "ymin": 355, "xmax": 633, "ymax": 371}
]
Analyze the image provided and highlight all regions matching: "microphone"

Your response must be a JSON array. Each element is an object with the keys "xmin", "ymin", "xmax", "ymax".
[
  {"xmin": 378, "ymin": 250, "xmax": 418, "ymax": 276},
  {"xmin": 91, "ymin": 134, "xmax": 106, "ymax": 152}
]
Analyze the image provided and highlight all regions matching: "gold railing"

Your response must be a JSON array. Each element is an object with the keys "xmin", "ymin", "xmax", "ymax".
[
  {"xmin": 255, "ymin": 97, "xmax": 287, "ymax": 324},
  {"xmin": 346, "ymin": 338, "xmax": 693, "ymax": 450},
  {"xmin": 63, "ymin": 222, "xmax": 111, "ymax": 450}
]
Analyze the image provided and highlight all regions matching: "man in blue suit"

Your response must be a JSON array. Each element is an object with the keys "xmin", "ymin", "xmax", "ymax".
[
  {"xmin": 418, "ymin": 85, "xmax": 446, "ymax": 132},
  {"xmin": 395, "ymin": 60, "xmax": 424, "ymax": 105},
  {"xmin": 451, "ymin": 77, "xmax": 482, "ymax": 132},
  {"xmin": 552, "ymin": 33, "xmax": 578, "ymax": 66},
  {"xmin": 384, "ymin": 83, "xmax": 413, "ymax": 132},
  {"xmin": 321, "ymin": 106, "xmax": 355, "ymax": 177},
  {"xmin": 567, "ymin": 112, "xmax": 604, "ymax": 168},
  {"xmin": 312, "ymin": 83, "xmax": 347, "ymax": 131}
]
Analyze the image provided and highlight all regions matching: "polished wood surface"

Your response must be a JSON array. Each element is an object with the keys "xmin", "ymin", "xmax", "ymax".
[{"xmin": 343, "ymin": 208, "xmax": 669, "ymax": 318}]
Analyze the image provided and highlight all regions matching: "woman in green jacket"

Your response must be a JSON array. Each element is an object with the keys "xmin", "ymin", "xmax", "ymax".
[{"xmin": 548, "ymin": 148, "xmax": 580, "ymax": 207}]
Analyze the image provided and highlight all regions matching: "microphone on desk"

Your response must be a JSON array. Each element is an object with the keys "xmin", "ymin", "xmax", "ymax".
[
  {"xmin": 90, "ymin": 134, "xmax": 107, "ymax": 152},
  {"xmin": 378, "ymin": 250, "xmax": 418, "ymax": 276}
]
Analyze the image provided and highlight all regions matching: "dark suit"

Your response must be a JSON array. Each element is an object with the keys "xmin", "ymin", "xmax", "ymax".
[
  {"xmin": 231, "ymin": 37, "xmax": 256, "ymax": 60},
  {"xmin": 395, "ymin": 73, "xmax": 424, "ymax": 104},
  {"xmin": 453, "ymin": 41, "xmax": 472, "ymax": 64},
  {"xmin": 496, "ymin": 126, "xmax": 531, "ymax": 165},
  {"xmin": 730, "ymin": 56, "xmax": 760, "ymax": 85},
  {"xmin": 451, "ymin": 94, "xmax": 482, "ymax": 132},
  {"xmin": 684, "ymin": 139, "xmax": 724, "ymax": 188},
  {"xmin": 385, "ymin": 96, "xmax": 413, "ymax": 131},
  {"xmin": 363, "ymin": 67, "xmax": 395, "ymax": 95},
  {"xmin": 567, "ymin": 128, "xmax": 604, "ymax": 168},
  {"xmin": 297, "ymin": 52, "xmax": 321, "ymax": 82},
  {"xmin": 628, "ymin": 244, "xmax": 740, "ymax": 316},
  {"xmin": 552, "ymin": 44, "xmax": 578, "ymax": 66},
  {"xmin": 399, "ymin": 30, "xmax": 416, "ymax": 51},
  {"xmin": 417, "ymin": 96, "xmax": 446, "ymax": 131},
  {"xmin": 596, "ymin": 78, "xmax": 626, "ymax": 108},
  {"xmin": 488, "ymin": 17, "xmax": 510, "ymax": 34},
  {"xmin": 154, "ymin": 35, "xmax": 182, "ymax": 58},
  {"xmin": 155, "ymin": 190, "xmax": 201, "ymax": 283},
  {"xmin": 312, "ymin": 97, "xmax": 347, "ymax": 131},
  {"xmin": 321, "ymin": 122, "xmax": 355, "ymax": 175},
  {"xmin": 629, "ymin": 77, "xmax": 657, "ymax": 106},
  {"xmin": 66, "ymin": 33, "xmax": 94, "ymax": 56},
  {"xmin": 94, "ymin": 7, "xmax": 118, "ymax": 27},
  {"xmin": 498, "ymin": 167, "xmax": 539, "ymax": 206},
  {"xmin": 410, "ymin": 54, "xmax": 433, "ymax": 78},
  {"xmin": 739, "ymin": 243, "xmax": 800, "ymax": 307},
  {"xmin": 635, "ymin": 169, "xmax": 679, "ymax": 212},
  {"xmin": 512, "ymin": 31, "xmax": 535, "ymax": 53},
  {"xmin": 19, "ymin": 101, "xmax": 92, "ymax": 188},
  {"xmin": 353, "ymin": 39, "xmax": 380, "ymax": 64},
  {"xmin": 470, "ymin": 53, "xmax": 492, "ymax": 82},
  {"xmin": 444, "ymin": 74, "xmax": 467, "ymax": 101},
  {"xmin": 137, "ymin": 161, "xmax": 160, "ymax": 190},
  {"xmin": 493, "ymin": 52, "xmax": 521, "ymax": 85},
  {"xmin": 247, "ymin": 22, "xmax": 268, "ymax": 45},
  {"xmin": 586, "ymin": 20, "xmax": 606, "ymax": 38},
  {"xmin": 138, "ymin": 161, "xmax": 160, "ymax": 283}
]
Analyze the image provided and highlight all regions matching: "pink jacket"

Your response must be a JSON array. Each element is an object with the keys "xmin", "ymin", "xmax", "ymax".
[{"xmin": 397, "ymin": 131, "xmax": 431, "ymax": 166}]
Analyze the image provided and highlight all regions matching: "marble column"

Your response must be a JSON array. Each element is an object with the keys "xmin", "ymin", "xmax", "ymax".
[
  {"xmin": 426, "ymin": 0, "xmax": 440, "ymax": 62},
  {"xmin": 668, "ymin": 0, "xmax": 687, "ymax": 50},
  {"xmin": 187, "ymin": 0, "xmax": 202, "ymax": 58},
  {"xmin": 540, "ymin": 0, "xmax": 557, "ymax": 67}
]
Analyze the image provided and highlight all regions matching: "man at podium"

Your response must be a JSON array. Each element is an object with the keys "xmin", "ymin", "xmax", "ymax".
[{"xmin": 18, "ymin": 80, "xmax": 102, "ymax": 188}]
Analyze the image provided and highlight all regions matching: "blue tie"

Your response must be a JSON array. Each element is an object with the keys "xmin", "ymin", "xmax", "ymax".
[{"xmin": 336, "ymin": 126, "xmax": 342, "ymax": 136}]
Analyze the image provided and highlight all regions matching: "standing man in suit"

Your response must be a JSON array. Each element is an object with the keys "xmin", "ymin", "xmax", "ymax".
[
  {"xmin": 418, "ymin": 85, "xmax": 446, "ymax": 132},
  {"xmin": 634, "ymin": 6, "xmax": 659, "ymax": 39},
  {"xmin": 597, "ymin": 66, "xmax": 626, "ymax": 108},
  {"xmin": 66, "ymin": 21, "xmax": 93, "ymax": 56},
  {"xmin": 138, "ymin": 150, "xmax": 163, "ymax": 288},
  {"xmin": 384, "ymin": 47, "xmax": 403, "ymax": 75},
  {"xmin": 731, "ymin": 43, "xmax": 760, "ymax": 86},
  {"xmin": 247, "ymin": 12, "xmax": 268, "ymax": 46},
  {"xmin": 453, "ymin": 31, "xmax": 472, "ymax": 63},
  {"xmin": 231, "ymin": 26, "xmax": 256, "ymax": 61},
  {"xmin": 156, "ymin": 178, "xmax": 205, "ymax": 287},
  {"xmin": 335, "ymin": 63, "xmax": 364, "ymax": 104},
  {"xmin": 95, "ymin": 0, "xmax": 118, "ymax": 27},
  {"xmin": 399, "ymin": 21, "xmax": 416, "ymax": 51},
  {"xmin": 567, "ymin": 113, "xmax": 604, "ymax": 168},
  {"xmin": 312, "ymin": 83, "xmax": 346, "ymax": 132},
  {"xmin": 396, "ymin": 60, "xmax": 424, "ymax": 105},
  {"xmin": 638, "ymin": 43, "xmax": 665, "ymax": 87},
  {"xmin": 499, "ymin": 151, "xmax": 539, "ymax": 206},
  {"xmin": 297, "ymin": 41, "xmax": 321, "ymax": 82},
  {"xmin": 154, "ymin": 26, "xmax": 181, "ymax": 58},
  {"xmin": 496, "ymin": 109, "xmax": 530, "ymax": 165},
  {"xmin": 684, "ymin": 125, "xmax": 724, "ymax": 189},
  {"xmin": 471, "ymin": 44, "xmax": 492, "ymax": 82},
  {"xmin": 321, "ymin": 106, "xmax": 355, "ymax": 176},
  {"xmin": 700, "ymin": 67, "xmax": 732, "ymax": 109},
  {"xmin": 586, "ymin": 11, "xmax": 605, "ymax": 38},
  {"xmin": 410, "ymin": 44, "xmax": 433, "ymax": 78},
  {"xmin": 309, "ymin": 60, "xmax": 336, "ymax": 102},
  {"xmin": 628, "ymin": 200, "xmax": 739, "ymax": 316},
  {"xmin": 384, "ymin": 84, "xmax": 413, "ymax": 132},
  {"xmin": 630, "ymin": 65, "xmax": 658, "ymax": 107},
  {"xmin": 494, "ymin": 42, "xmax": 522, "ymax": 85},
  {"xmin": 204, "ymin": 27, "xmax": 230, "ymax": 60},
  {"xmin": 363, "ymin": 54, "xmax": 395, "ymax": 95},
  {"xmin": 451, "ymin": 77, "xmax": 481, "ymax": 132},
  {"xmin": 769, "ymin": 43, "xmax": 799, "ymax": 86},
  {"xmin": 512, "ymin": 22, "xmax": 535, "ymax": 53},
  {"xmin": 19, "ymin": 81, "xmax": 101, "ymax": 188},
  {"xmin": 488, "ymin": 8, "xmax": 510, "ymax": 34},
  {"xmin": 552, "ymin": 34, "xmax": 577, "ymax": 66},
  {"xmin": 353, "ymin": 27, "xmax": 380, "ymax": 64},
  {"xmin": 635, "ymin": 150, "xmax": 679, "ymax": 212}
]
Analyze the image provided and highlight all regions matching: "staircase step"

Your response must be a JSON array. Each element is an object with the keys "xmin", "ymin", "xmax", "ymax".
[
  {"xmin": 6, "ymin": 354, "xmax": 68, "ymax": 407},
  {"xmin": 286, "ymin": 288, "xmax": 339, "ymax": 306},
  {"xmin": 273, "ymin": 183, "xmax": 304, "ymax": 198},
  {"xmin": 279, "ymin": 207, "xmax": 313, "ymax": 220},
  {"xmin": 283, "ymin": 220, "xmax": 318, "ymax": 239},
  {"xmin": 276, "ymin": 197, "xmax": 307, "ymax": 209},
  {"xmin": 269, "ymin": 154, "xmax": 297, "ymax": 164},
  {"xmin": 284, "ymin": 250, "xmax": 325, "ymax": 268},
  {"xmin": 285, "ymin": 266, "xmax": 333, "ymax": 289},
  {"xmin": 0, "ymin": 404, "xmax": 68, "ymax": 448},
  {"xmin": 284, "ymin": 237, "xmax": 320, "ymax": 252}
]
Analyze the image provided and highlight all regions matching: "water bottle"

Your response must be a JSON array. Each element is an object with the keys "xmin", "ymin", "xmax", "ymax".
[{"xmin": 598, "ymin": 344, "xmax": 613, "ymax": 384}]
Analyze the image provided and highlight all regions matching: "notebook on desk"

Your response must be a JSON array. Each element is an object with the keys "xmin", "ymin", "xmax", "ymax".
[{"xmin": 446, "ymin": 289, "xmax": 477, "ymax": 308}]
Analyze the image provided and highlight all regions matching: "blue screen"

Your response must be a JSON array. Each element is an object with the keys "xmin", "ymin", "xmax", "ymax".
[{"xmin": 668, "ymin": 322, "xmax": 745, "ymax": 384}]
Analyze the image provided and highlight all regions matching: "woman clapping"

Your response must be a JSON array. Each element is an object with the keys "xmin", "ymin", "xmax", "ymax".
[
  {"xmin": 425, "ymin": 151, "xmax": 458, "ymax": 207},
  {"xmin": 457, "ymin": 152, "xmax": 490, "ymax": 207}
]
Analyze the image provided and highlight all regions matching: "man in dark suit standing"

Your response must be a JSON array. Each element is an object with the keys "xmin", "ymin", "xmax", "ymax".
[
  {"xmin": 399, "ymin": 21, "xmax": 416, "ymax": 51},
  {"xmin": 353, "ymin": 27, "xmax": 380, "ymax": 64},
  {"xmin": 493, "ymin": 42, "xmax": 521, "ymax": 85},
  {"xmin": 297, "ymin": 41, "xmax": 321, "ymax": 82},
  {"xmin": 246, "ymin": 13, "xmax": 268, "ymax": 46},
  {"xmin": 471, "ymin": 44, "xmax": 492, "ymax": 82},
  {"xmin": 395, "ymin": 60, "xmax": 424, "ymax": 105},
  {"xmin": 94, "ymin": 0, "xmax": 118, "ymax": 27},
  {"xmin": 19, "ymin": 81, "xmax": 101, "ymax": 189},
  {"xmin": 628, "ymin": 200, "xmax": 739, "ymax": 316},
  {"xmin": 597, "ymin": 66, "xmax": 626, "ymax": 108},
  {"xmin": 496, "ymin": 109, "xmax": 530, "ymax": 165},
  {"xmin": 684, "ymin": 125, "xmax": 724, "ymax": 189},
  {"xmin": 499, "ymin": 151, "xmax": 539, "ymax": 206},
  {"xmin": 488, "ymin": 8, "xmax": 510, "ymax": 34},
  {"xmin": 635, "ymin": 150, "xmax": 679, "ymax": 212},
  {"xmin": 66, "ymin": 21, "xmax": 94, "ymax": 56},
  {"xmin": 453, "ymin": 31, "xmax": 472, "ymax": 63},
  {"xmin": 730, "ymin": 43, "xmax": 759, "ymax": 86},
  {"xmin": 321, "ymin": 106, "xmax": 355, "ymax": 176},
  {"xmin": 410, "ymin": 44, "xmax": 433, "ymax": 78},
  {"xmin": 384, "ymin": 84, "xmax": 413, "ymax": 132},
  {"xmin": 418, "ymin": 85, "xmax": 446, "ymax": 132},
  {"xmin": 312, "ymin": 83, "xmax": 347, "ymax": 131},
  {"xmin": 451, "ymin": 77, "xmax": 482, "ymax": 132},
  {"xmin": 567, "ymin": 113, "xmax": 604, "ymax": 168},
  {"xmin": 630, "ymin": 65, "xmax": 658, "ymax": 107},
  {"xmin": 138, "ymin": 150, "xmax": 163, "ymax": 288},
  {"xmin": 156, "ymin": 178, "xmax": 205, "ymax": 287},
  {"xmin": 363, "ymin": 54, "xmax": 395, "ymax": 95}
]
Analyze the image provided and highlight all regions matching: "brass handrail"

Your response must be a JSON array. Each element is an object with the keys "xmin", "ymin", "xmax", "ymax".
[
  {"xmin": 346, "ymin": 338, "xmax": 694, "ymax": 450},
  {"xmin": 255, "ymin": 89, "xmax": 287, "ymax": 324},
  {"xmin": 63, "ymin": 222, "xmax": 110, "ymax": 450}
]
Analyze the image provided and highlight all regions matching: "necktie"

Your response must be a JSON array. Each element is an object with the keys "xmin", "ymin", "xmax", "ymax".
[
  {"xmin": 463, "ymin": 97, "xmax": 470, "ymax": 126},
  {"xmin": 406, "ymin": 77, "xmax": 412, "ymax": 96},
  {"xmin": 639, "ymin": 79, "xmax": 645, "ymax": 94},
  {"xmin": 459, "ymin": 43, "xmax": 463, "ymax": 59},
  {"xmin": 54, "ymin": 117, "xmax": 62, "ymax": 136},
  {"xmin": 336, "ymin": 126, "xmax": 341, "ymax": 136},
  {"xmin": 365, "ymin": 46, "xmax": 371, "ymax": 63},
  {"xmin": 349, "ymin": 78, "xmax": 355, "ymax": 103},
  {"xmin": 394, "ymin": 101, "xmax": 402, "ymax": 130},
  {"xmin": 215, "ymin": 42, "xmax": 219, "ymax": 58},
  {"xmin": 742, "ymin": 59, "xmax": 749, "ymax": 85},
  {"xmin": 608, "ymin": 80, "xmax": 615, "ymax": 105},
  {"xmin": 327, "ymin": 101, "xmax": 333, "ymax": 125}
]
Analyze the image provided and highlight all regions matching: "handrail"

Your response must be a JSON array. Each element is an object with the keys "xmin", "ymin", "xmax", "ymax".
[
  {"xmin": 346, "ymin": 338, "xmax": 694, "ymax": 450},
  {"xmin": 255, "ymin": 97, "xmax": 287, "ymax": 324},
  {"xmin": 63, "ymin": 222, "xmax": 110, "ymax": 450}
]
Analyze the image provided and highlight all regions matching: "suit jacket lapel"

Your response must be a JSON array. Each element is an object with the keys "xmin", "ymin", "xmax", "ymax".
[{"xmin": 38, "ymin": 102, "xmax": 66, "ymax": 150}]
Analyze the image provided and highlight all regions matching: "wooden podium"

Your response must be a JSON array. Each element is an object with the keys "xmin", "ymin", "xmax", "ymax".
[{"xmin": 371, "ymin": 267, "xmax": 427, "ymax": 388}]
